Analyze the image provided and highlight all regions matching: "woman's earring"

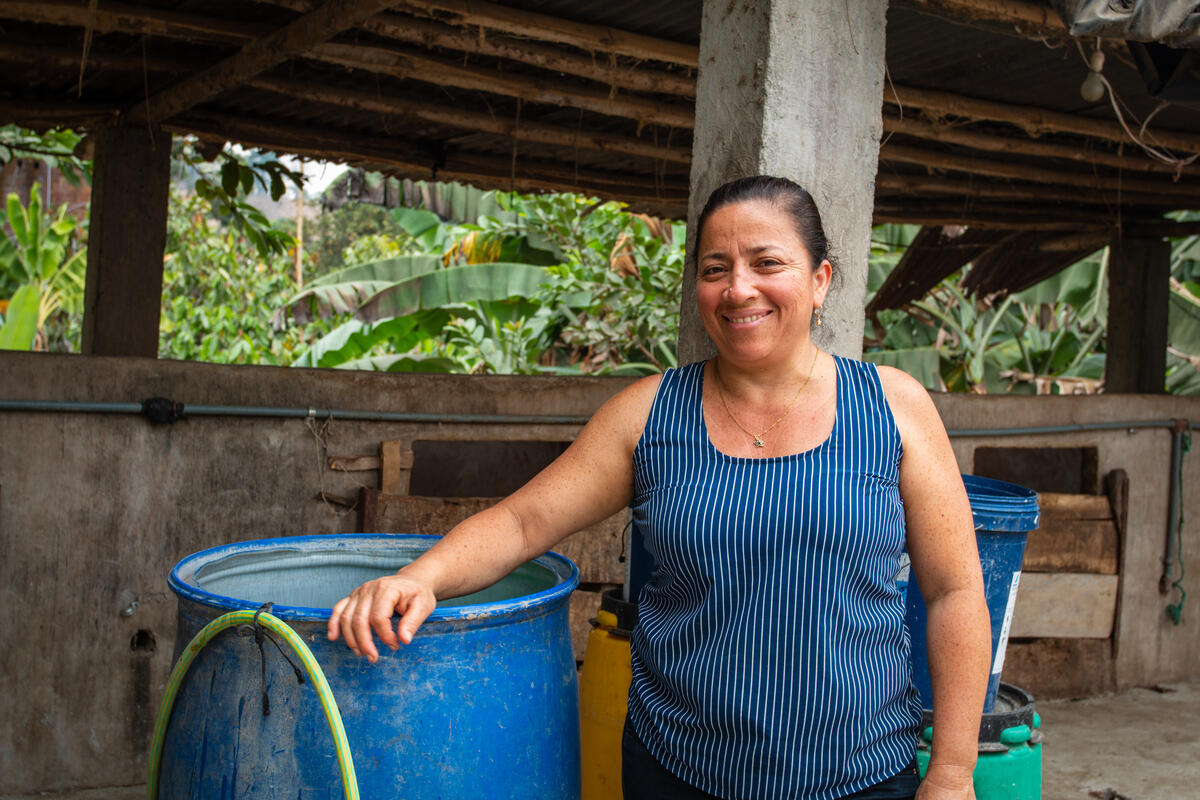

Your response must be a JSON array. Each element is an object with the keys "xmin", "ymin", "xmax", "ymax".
[{"xmin": 814, "ymin": 306, "xmax": 823, "ymax": 327}]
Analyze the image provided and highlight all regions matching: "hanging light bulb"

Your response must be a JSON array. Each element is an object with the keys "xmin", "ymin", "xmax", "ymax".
[{"xmin": 1080, "ymin": 49, "xmax": 1106, "ymax": 103}]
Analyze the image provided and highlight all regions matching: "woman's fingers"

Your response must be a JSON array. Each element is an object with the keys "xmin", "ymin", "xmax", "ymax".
[
  {"xmin": 327, "ymin": 596, "xmax": 350, "ymax": 642},
  {"xmin": 351, "ymin": 587, "xmax": 382, "ymax": 662},
  {"xmin": 370, "ymin": 586, "xmax": 403, "ymax": 652},
  {"xmin": 340, "ymin": 594, "xmax": 363, "ymax": 655},
  {"xmin": 327, "ymin": 577, "xmax": 436, "ymax": 661},
  {"xmin": 396, "ymin": 591, "xmax": 436, "ymax": 645}
]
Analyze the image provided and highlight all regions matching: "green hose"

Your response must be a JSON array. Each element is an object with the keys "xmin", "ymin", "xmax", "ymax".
[{"xmin": 145, "ymin": 609, "xmax": 359, "ymax": 799}]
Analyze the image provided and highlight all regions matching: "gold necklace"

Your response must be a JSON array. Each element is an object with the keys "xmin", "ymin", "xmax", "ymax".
[{"xmin": 713, "ymin": 349, "xmax": 819, "ymax": 448}]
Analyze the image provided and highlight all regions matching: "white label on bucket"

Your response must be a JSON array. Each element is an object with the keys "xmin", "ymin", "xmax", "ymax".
[{"xmin": 991, "ymin": 570, "xmax": 1021, "ymax": 676}]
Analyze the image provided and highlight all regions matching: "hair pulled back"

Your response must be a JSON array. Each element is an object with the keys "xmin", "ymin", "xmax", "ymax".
[{"xmin": 695, "ymin": 176, "xmax": 836, "ymax": 276}]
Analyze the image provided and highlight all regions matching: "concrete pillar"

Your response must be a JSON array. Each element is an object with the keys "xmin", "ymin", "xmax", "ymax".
[
  {"xmin": 81, "ymin": 126, "xmax": 171, "ymax": 358},
  {"xmin": 678, "ymin": 0, "xmax": 889, "ymax": 364},
  {"xmin": 1106, "ymin": 236, "xmax": 1169, "ymax": 393}
]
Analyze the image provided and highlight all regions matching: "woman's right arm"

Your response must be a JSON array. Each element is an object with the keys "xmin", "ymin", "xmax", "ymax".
[{"xmin": 326, "ymin": 374, "xmax": 663, "ymax": 662}]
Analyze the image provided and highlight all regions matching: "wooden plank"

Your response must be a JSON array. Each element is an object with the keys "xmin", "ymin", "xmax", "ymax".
[
  {"xmin": 379, "ymin": 441, "xmax": 412, "ymax": 495},
  {"xmin": 1002, "ymin": 637, "xmax": 1114, "ymax": 700},
  {"xmin": 360, "ymin": 491, "xmax": 627, "ymax": 584},
  {"xmin": 1037, "ymin": 492, "xmax": 1113, "ymax": 519},
  {"xmin": 1010, "ymin": 573, "xmax": 1117, "ymax": 639},
  {"xmin": 328, "ymin": 454, "xmax": 381, "ymax": 472},
  {"xmin": 1022, "ymin": 518, "xmax": 1119, "ymax": 574}
]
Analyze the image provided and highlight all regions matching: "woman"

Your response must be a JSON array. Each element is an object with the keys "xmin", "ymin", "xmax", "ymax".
[{"xmin": 327, "ymin": 176, "xmax": 991, "ymax": 800}]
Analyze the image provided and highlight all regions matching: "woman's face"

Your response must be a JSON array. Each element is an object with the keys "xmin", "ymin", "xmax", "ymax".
[{"xmin": 695, "ymin": 200, "xmax": 831, "ymax": 366}]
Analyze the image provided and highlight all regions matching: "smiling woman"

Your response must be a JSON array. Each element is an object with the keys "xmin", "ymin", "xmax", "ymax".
[{"xmin": 326, "ymin": 176, "xmax": 991, "ymax": 800}]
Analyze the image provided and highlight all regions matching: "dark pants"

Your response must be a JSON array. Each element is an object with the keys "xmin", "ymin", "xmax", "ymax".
[{"xmin": 621, "ymin": 722, "xmax": 921, "ymax": 800}]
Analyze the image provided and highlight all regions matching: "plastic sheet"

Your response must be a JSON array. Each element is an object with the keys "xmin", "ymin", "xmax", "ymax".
[{"xmin": 1051, "ymin": 1, "xmax": 1200, "ymax": 47}]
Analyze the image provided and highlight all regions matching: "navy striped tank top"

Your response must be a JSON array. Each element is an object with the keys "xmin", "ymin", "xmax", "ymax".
[{"xmin": 627, "ymin": 356, "xmax": 922, "ymax": 800}]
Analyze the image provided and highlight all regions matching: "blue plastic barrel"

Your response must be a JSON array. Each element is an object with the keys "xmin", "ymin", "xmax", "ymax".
[
  {"xmin": 162, "ymin": 534, "xmax": 581, "ymax": 799},
  {"xmin": 906, "ymin": 475, "xmax": 1040, "ymax": 713}
]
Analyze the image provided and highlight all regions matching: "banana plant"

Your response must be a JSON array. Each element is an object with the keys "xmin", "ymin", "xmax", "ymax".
[
  {"xmin": 287, "ymin": 257, "xmax": 560, "ymax": 369},
  {"xmin": 0, "ymin": 184, "xmax": 86, "ymax": 350}
]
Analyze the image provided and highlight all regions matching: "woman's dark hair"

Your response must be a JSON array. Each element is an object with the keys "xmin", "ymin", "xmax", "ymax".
[{"xmin": 695, "ymin": 176, "xmax": 836, "ymax": 275}]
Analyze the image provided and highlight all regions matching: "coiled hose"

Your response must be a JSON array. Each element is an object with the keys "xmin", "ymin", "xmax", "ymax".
[{"xmin": 145, "ymin": 609, "xmax": 359, "ymax": 799}]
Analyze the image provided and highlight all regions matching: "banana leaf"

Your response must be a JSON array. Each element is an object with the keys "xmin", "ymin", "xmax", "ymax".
[
  {"xmin": 862, "ymin": 347, "xmax": 942, "ymax": 391},
  {"xmin": 0, "ymin": 284, "xmax": 40, "ymax": 350},
  {"xmin": 292, "ymin": 309, "xmax": 451, "ymax": 368},
  {"xmin": 1168, "ymin": 281, "xmax": 1200, "ymax": 353},
  {"xmin": 1167, "ymin": 352, "xmax": 1200, "ymax": 395},
  {"xmin": 335, "ymin": 353, "xmax": 460, "ymax": 372},
  {"xmin": 356, "ymin": 262, "xmax": 552, "ymax": 323},
  {"xmin": 284, "ymin": 254, "xmax": 444, "ymax": 323}
]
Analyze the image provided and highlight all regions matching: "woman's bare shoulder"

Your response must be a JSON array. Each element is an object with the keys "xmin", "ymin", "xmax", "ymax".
[
  {"xmin": 591, "ymin": 373, "xmax": 664, "ymax": 444},
  {"xmin": 874, "ymin": 364, "xmax": 944, "ymax": 435}
]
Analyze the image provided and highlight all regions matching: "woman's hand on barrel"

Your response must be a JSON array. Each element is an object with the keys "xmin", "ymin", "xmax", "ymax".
[{"xmin": 327, "ymin": 574, "xmax": 437, "ymax": 663}]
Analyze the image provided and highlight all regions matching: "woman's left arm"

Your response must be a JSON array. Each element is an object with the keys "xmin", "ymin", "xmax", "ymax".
[{"xmin": 878, "ymin": 367, "xmax": 991, "ymax": 800}]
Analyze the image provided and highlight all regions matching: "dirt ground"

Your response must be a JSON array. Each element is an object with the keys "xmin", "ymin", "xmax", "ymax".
[
  {"xmin": 1040, "ymin": 679, "xmax": 1200, "ymax": 800},
  {"xmin": 5, "ymin": 678, "xmax": 1197, "ymax": 800}
]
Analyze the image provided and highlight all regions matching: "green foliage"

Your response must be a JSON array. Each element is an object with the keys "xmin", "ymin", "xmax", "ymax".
[
  {"xmin": 307, "ymin": 202, "xmax": 414, "ymax": 276},
  {"xmin": 865, "ymin": 236, "xmax": 1109, "ymax": 394},
  {"xmin": 159, "ymin": 186, "xmax": 331, "ymax": 364},
  {"xmin": 519, "ymin": 195, "xmax": 683, "ymax": 373},
  {"xmin": 0, "ymin": 184, "xmax": 87, "ymax": 350},
  {"xmin": 0, "ymin": 125, "xmax": 91, "ymax": 185},
  {"xmin": 290, "ymin": 186, "xmax": 685, "ymax": 376},
  {"xmin": 172, "ymin": 138, "xmax": 303, "ymax": 258}
]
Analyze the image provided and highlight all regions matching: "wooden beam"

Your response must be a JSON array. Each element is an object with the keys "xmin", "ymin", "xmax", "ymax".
[
  {"xmin": 1107, "ymin": 236, "xmax": 1169, "ymax": 393},
  {"xmin": 0, "ymin": 98, "xmax": 119, "ymax": 129},
  {"xmin": 873, "ymin": 200, "xmax": 1109, "ymax": 230},
  {"xmin": 0, "ymin": 40, "xmax": 195, "ymax": 74},
  {"xmin": 128, "ymin": 0, "xmax": 403, "ymax": 123},
  {"xmin": 261, "ymin": 0, "xmax": 696, "ymax": 96},
  {"xmin": 81, "ymin": 126, "xmax": 171, "ymax": 358},
  {"xmin": 392, "ymin": 0, "xmax": 700, "ymax": 68},
  {"xmin": 885, "ymin": 83, "xmax": 1200, "ymax": 155},
  {"xmin": 883, "ymin": 114, "xmax": 1195, "ymax": 177},
  {"xmin": 875, "ymin": 171, "xmax": 1176, "ymax": 207},
  {"xmin": 251, "ymin": 76, "xmax": 692, "ymax": 164},
  {"xmin": 308, "ymin": 42, "xmax": 695, "ymax": 128},
  {"xmin": 171, "ymin": 112, "xmax": 688, "ymax": 200},
  {"xmin": 900, "ymin": 0, "xmax": 1067, "ymax": 35},
  {"xmin": 0, "ymin": 0, "xmax": 264, "ymax": 44},
  {"xmin": 880, "ymin": 143, "xmax": 1200, "ymax": 198}
]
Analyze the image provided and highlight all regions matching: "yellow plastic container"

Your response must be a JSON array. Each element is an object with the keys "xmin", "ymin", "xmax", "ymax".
[{"xmin": 579, "ymin": 589, "xmax": 637, "ymax": 800}]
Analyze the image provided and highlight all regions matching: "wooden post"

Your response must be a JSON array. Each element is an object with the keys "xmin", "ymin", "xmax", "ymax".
[
  {"xmin": 81, "ymin": 126, "xmax": 171, "ymax": 358},
  {"xmin": 1106, "ymin": 236, "xmax": 1169, "ymax": 394},
  {"xmin": 679, "ymin": 0, "xmax": 888, "ymax": 362}
]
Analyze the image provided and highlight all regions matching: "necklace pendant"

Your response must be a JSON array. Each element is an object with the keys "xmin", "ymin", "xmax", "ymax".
[{"xmin": 753, "ymin": 436, "xmax": 765, "ymax": 448}]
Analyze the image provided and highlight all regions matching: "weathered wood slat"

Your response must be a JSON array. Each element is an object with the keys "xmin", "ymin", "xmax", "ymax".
[
  {"xmin": 357, "ymin": 489, "xmax": 627, "ymax": 584},
  {"xmin": 1036, "ymin": 492, "xmax": 1113, "ymax": 519},
  {"xmin": 1023, "ymin": 518, "xmax": 1119, "ymax": 574},
  {"xmin": 1010, "ymin": 573, "xmax": 1118, "ymax": 639},
  {"xmin": 1002, "ymin": 637, "xmax": 1114, "ymax": 700}
]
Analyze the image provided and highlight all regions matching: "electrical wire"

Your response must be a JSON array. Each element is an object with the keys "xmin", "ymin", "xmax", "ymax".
[{"xmin": 145, "ymin": 609, "xmax": 359, "ymax": 800}]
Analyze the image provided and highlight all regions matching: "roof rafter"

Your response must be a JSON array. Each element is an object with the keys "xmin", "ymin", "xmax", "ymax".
[
  {"xmin": 127, "ymin": 0, "xmax": 404, "ymax": 124},
  {"xmin": 392, "ymin": 0, "xmax": 699, "ymax": 68}
]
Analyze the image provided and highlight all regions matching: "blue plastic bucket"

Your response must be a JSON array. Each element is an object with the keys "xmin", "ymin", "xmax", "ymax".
[
  {"xmin": 162, "ymin": 534, "xmax": 581, "ymax": 799},
  {"xmin": 906, "ymin": 475, "xmax": 1040, "ymax": 713}
]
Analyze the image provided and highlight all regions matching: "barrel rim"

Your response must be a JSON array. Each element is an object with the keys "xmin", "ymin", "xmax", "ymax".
[
  {"xmin": 963, "ymin": 474, "xmax": 1040, "ymax": 532},
  {"xmin": 168, "ymin": 533, "xmax": 580, "ymax": 622}
]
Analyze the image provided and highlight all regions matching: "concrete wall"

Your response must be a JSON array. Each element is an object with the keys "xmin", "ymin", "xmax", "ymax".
[{"xmin": 2, "ymin": 352, "xmax": 1198, "ymax": 792}]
